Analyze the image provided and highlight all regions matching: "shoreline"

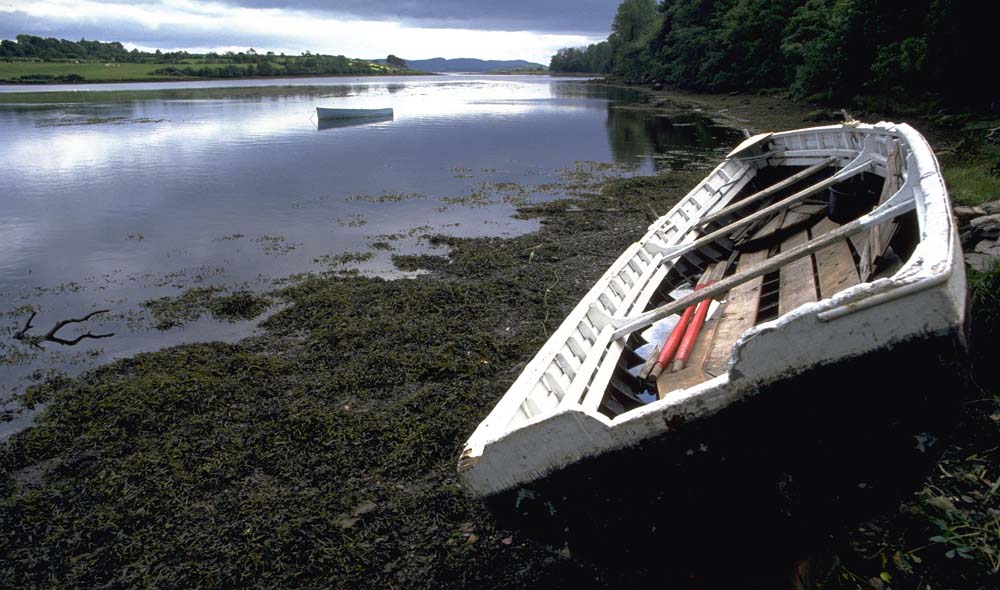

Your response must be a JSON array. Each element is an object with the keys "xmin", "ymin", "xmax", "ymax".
[
  {"xmin": 0, "ymin": 70, "xmax": 436, "ymax": 89},
  {"xmin": 0, "ymin": 70, "xmax": 592, "ymax": 90},
  {"xmin": 1, "ymin": 83, "xmax": 996, "ymax": 589}
]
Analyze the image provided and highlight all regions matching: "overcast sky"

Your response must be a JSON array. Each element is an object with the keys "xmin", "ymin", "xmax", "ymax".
[{"xmin": 0, "ymin": 0, "xmax": 620, "ymax": 64}]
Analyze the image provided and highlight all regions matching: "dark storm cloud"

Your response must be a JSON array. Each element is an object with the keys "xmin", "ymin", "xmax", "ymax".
[{"xmin": 225, "ymin": 0, "xmax": 620, "ymax": 34}]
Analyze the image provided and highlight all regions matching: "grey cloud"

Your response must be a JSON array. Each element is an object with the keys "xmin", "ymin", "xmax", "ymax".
[
  {"xmin": 1, "ymin": 1, "xmax": 619, "ymax": 56},
  {"xmin": 0, "ymin": 12, "xmax": 289, "ymax": 51},
  {"xmin": 220, "ymin": 0, "xmax": 619, "ymax": 34}
]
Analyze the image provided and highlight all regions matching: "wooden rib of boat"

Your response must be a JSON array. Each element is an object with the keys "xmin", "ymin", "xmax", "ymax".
[
  {"xmin": 457, "ymin": 122, "xmax": 968, "ymax": 564},
  {"xmin": 315, "ymin": 107, "xmax": 393, "ymax": 120}
]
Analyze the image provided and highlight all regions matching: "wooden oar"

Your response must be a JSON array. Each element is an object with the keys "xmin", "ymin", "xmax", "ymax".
[
  {"xmin": 608, "ymin": 180, "xmax": 916, "ymax": 341},
  {"xmin": 694, "ymin": 156, "xmax": 838, "ymax": 229},
  {"xmin": 657, "ymin": 163, "xmax": 871, "ymax": 265}
]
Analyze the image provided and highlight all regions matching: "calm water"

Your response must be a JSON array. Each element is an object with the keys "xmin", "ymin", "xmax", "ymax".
[{"xmin": 0, "ymin": 74, "xmax": 739, "ymax": 427}]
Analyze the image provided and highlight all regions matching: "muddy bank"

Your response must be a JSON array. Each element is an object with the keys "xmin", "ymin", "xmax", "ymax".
[
  {"xmin": 0, "ymin": 154, "xmax": 711, "ymax": 587},
  {"xmin": 2, "ymin": 86, "xmax": 997, "ymax": 589}
]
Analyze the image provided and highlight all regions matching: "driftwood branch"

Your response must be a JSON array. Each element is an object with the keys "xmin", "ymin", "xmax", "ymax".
[
  {"xmin": 14, "ymin": 311, "xmax": 38, "ymax": 341},
  {"xmin": 13, "ymin": 309, "xmax": 114, "ymax": 348}
]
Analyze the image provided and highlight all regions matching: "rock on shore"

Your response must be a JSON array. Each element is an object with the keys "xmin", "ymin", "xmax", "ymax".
[{"xmin": 957, "ymin": 201, "xmax": 1000, "ymax": 271}]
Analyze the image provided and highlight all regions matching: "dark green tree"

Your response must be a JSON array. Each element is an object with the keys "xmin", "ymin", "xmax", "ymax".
[
  {"xmin": 716, "ymin": 0, "xmax": 797, "ymax": 89},
  {"xmin": 608, "ymin": 0, "xmax": 661, "ymax": 81}
]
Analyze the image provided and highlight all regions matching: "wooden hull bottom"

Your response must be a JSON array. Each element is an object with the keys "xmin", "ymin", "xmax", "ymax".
[{"xmin": 483, "ymin": 328, "xmax": 969, "ymax": 572}]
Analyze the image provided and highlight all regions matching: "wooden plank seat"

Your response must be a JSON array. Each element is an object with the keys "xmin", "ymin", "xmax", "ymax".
[
  {"xmin": 702, "ymin": 248, "xmax": 769, "ymax": 377},
  {"xmin": 734, "ymin": 202, "xmax": 828, "ymax": 252},
  {"xmin": 813, "ymin": 218, "xmax": 860, "ymax": 298},
  {"xmin": 656, "ymin": 214, "xmax": 865, "ymax": 398},
  {"xmin": 778, "ymin": 229, "xmax": 818, "ymax": 315}
]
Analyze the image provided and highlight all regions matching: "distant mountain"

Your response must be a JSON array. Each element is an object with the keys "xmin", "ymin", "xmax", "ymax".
[{"xmin": 378, "ymin": 57, "xmax": 547, "ymax": 73}]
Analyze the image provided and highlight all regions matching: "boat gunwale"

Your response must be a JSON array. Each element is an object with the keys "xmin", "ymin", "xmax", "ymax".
[{"xmin": 460, "ymin": 152, "xmax": 756, "ymax": 447}]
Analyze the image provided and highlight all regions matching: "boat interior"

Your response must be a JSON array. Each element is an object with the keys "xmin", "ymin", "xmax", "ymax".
[
  {"xmin": 609, "ymin": 160, "xmax": 917, "ymax": 417},
  {"xmin": 500, "ymin": 127, "xmax": 923, "ymax": 427}
]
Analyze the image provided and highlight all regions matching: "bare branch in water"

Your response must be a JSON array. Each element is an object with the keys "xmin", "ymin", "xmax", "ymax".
[{"xmin": 13, "ymin": 309, "xmax": 114, "ymax": 348}]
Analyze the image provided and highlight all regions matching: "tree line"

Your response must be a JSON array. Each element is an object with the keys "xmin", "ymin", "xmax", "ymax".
[
  {"xmin": 551, "ymin": 0, "xmax": 994, "ymax": 110},
  {"xmin": 153, "ymin": 54, "xmax": 390, "ymax": 79},
  {"xmin": 0, "ymin": 34, "xmax": 192, "ymax": 63},
  {"xmin": 1, "ymin": 34, "xmax": 408, "ymax": 79}
]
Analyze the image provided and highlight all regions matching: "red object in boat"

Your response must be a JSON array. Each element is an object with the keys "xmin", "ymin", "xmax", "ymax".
[
  {"xmin": 672, "ymin": 281, "xmax": 717, "ymax": 371},
  {"xmin": 650, "ymin": 304, "xmax": 696, "ymax": 378},
  {"xmin": 649, "ymin": 275, "xmax": 715, "ymax": 378}
]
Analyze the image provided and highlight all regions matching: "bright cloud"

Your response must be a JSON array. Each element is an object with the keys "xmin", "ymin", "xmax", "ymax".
[{"xmin": 0, "ymin": 0, "xmax": 606, "ymax": 64}]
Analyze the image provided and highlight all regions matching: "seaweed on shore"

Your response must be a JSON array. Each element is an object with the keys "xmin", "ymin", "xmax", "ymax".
[
  {"xmin": 141, "ymin": 287, "xmax": 271, "ymax": 330},
  {"xmin": 0, "ymin": 162, "xmax": 698, "ymax": 589}
]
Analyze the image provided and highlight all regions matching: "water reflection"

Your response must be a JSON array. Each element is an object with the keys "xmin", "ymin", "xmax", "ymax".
[
  {"xmin": 0, "ymin": 78, "xmax": 572, "ymax": 173},
  {"xmin": 0, "ymin": 75, "xmax": 737, "ymax": 419},
  {"xmin": 606, "ymin": 107, "xmax": 742, "ymax": 170},
  {"xmin": 550, "ymin": 81, "xmax": 647, "ymax": 103}
]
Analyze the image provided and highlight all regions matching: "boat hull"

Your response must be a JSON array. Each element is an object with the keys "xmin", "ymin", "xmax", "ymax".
[
  {"xmin": 315, "ymin": 107, "xmax": 393, "ymax": 120},
  {"xmin": 317, "ymin": 115, "xmax": 393, "ymax": 131},
  {"xmin": 458, "ymin": 123, "xmax": 969, "ymax": 570},
  {"xmin": 483, "ymin": 326, "xmax": 969, "ymax": 566}
]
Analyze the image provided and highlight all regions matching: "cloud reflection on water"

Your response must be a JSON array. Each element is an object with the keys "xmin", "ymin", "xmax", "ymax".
[{"xmin": 0, "ymin": 75, "xmax": 737, "ymax": 415}]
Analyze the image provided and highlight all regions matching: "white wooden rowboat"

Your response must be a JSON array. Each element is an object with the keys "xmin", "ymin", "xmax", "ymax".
[
  {"xmin": 458, "ymin": 122, "xmax": 968, "ymax": 563},
  {"xmin": 315, "ymin": 107, "xmax": 393, "ymax": 120},
  {"xmin": 317, "ymin": 115, "xmax": 393, "ymax": 131}
]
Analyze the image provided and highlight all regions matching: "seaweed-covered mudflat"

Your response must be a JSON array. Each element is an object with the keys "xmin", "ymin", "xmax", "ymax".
[
  {"xmin": 2, "ymin": 87, "xmax": 999, "ymax": 589},
  {"xmin": 0, "ymin": 156, "xmax": 708, "ymax": 587}
]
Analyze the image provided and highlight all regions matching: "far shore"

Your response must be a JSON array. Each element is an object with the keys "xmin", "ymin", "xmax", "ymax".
[
  {"xmin": 0, "ymin": 71, "xmax": 591, "ymax": 94},
  {"xmin": 0, "ymin": 70, "xmax": 440, "ymax": 88}
]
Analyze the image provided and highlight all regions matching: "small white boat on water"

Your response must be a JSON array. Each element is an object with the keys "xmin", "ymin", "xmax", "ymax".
[
  {"xmin": 316, "ymin": 115, "xmax": 393, "ymax": 131},
  {"xmin": 458, "ymin": 122, "xmax": 968, "ymax": 565},
  {"xmin": 315, "ymin": 107, "xmax": 393, "ymax": 121}
]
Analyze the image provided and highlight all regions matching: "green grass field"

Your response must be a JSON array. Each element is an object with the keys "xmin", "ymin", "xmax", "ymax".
[
  {"xmin": 0, "ymin": 61, "xmax": 185, "ymax": 82},
  {"xmin": 0, "ymin": 58, "xmax": 418, "ymax": 85},
  {"xmin": 940, "ymin": 121, "xmax": 1000, "ymax": 206}
]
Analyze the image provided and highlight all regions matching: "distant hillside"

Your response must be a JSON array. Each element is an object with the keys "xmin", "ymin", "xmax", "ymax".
[
  {"xmin": 0, "ymin": 34, "xmax": 412, "ymax": 83},
  {"xmin": 388, "ymin": 57, "xmax": 547, "ymax": 73}
]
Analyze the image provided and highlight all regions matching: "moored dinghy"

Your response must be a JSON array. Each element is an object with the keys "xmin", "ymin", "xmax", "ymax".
[
  {"xmin": 316, "ymin": 114, "xmax": 394, "ymax": 131},
  {"xmin": 457, "ymin": 122, "xmax": 968, "ymax": 564},
  {"xmin": 315, "ymin": 106, "xmax": 394, "ymax": 120}
]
